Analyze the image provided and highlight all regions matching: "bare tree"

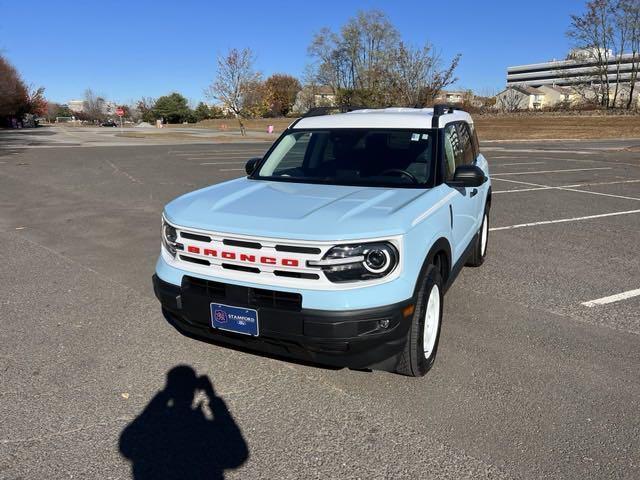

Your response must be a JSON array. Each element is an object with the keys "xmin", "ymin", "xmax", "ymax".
[
  {"xmin": 620, "ymin": 0, "xmax": 640, "ymax": 108},
  {"xmin": 205, "ymin": 48, "xmax": 261, "ymax": 135},
  {"xmin": 392, "ymin": 42, "xmax": 460, "ymax": 107},
  {"xmin": 307, "ymin": 10, "xmax": 460, "ymax": 108},
  {"xmin": 83, "ymin": 88, "xmax": 105, "ymax": 121},
  {"xmin": 308, "ymin": 10, "xmax": 400, "ymax": 105}
]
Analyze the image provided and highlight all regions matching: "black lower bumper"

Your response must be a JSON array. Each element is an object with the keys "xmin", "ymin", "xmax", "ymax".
[{"xmin": 153, "ymin": 275, "xmax": 414, "ymax": 372}]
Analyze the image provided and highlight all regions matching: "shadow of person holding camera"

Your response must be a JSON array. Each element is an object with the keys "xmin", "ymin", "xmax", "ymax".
[{"xmin": 119, "ymin": 365, "xmax": 248, "ymax": 480}]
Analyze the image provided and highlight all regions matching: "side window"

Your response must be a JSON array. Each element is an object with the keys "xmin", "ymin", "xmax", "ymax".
[
  {"xmin": 443, "ymin": 124, "xmax": 462, "ymax": 180},
  {"xmin": 470, "ymin": 123, "xmax": 480, "ymax": 157},
  {"xmin": 456, "ymin": 122, "xmax": 475, "ymax": 165}
]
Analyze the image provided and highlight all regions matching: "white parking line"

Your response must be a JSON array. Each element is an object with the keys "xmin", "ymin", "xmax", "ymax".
[
  {"xmin": 490, "ymin": 209, "xmax": 640, "ymax": 231},
  {"xmin": 494, "ymin": 178, "xmax": 640, "ymax": 193},
  {"xmin": 219, "ymin": 168, "xmax": 245, "ymax": 172},
  {"xmin": 492, "ymin": 162, "xmax": 545, "ymax": 167},
  {"xmin": 200, "ymin": 161, "xmax": 245, "ymax": 165},
  {"xmin": 173, "ymin": 151, "xmax": 265, "ymax": 156},
  {"xmin": 492, "ymin": 167, "xmax": 611, "ymax": 176},
  {"xmin": 492, "ymin": 177, "xmax": 640, "ymax": 201},
  {"xmin": 180, "ymin": 155, "xmax": 263, "ymax": 160},
  {"xmin": 483, "ymin": 148, "xmax": 598, "ymax": 155},
  {"xmin": 581, "ymin": 289, "xmax": 640, "ymax": 307}
]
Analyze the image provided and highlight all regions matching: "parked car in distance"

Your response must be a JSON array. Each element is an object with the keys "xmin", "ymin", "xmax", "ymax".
[{"xmin": 101, "ymin": 120, "xmax": 118, "ymax": 127}]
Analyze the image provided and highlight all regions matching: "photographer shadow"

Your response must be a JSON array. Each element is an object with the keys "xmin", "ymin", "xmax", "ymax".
[{"xmin": 119, "ymin": 365, "xmax": 248, "ymax": 480}]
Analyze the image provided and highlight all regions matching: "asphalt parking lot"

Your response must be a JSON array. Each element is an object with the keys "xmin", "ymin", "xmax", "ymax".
[{"xmin": 1, "ymin": 127, "xmax": 639, "ymax": 479}]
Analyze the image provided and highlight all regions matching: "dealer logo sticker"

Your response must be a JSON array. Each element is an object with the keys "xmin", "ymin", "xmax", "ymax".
[{"xmin": 214, "ymin": 309, "xmax": 228, "ymax": 323}]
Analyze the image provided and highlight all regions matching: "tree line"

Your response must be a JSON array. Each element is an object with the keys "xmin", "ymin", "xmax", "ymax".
[
  {"xmin": 206, "ymin": 10, "xmax": 460, "ymax": 134},
  {"xmin": 0, "ymin": 55, "xmax": 46, "ymax": 127}
]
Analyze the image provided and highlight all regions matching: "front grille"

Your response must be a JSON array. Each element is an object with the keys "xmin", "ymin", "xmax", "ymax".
[
  {"xmin": 250, "ymin": 287, "xmax": 302, "ymax": 310},
  {"xmin": 183, "ymin": 276, "xmax": 302, "ymax": 311},
  {"xmin": 275, "ymin": 245, "xmax": 321, "ymax": 254},
  {"xmin": 171, "ymin": 225, "xmax": 332, "ymax": 286},
  {"xmin": 222, "ymin": 263, "xmax": 260, "ymax": 274},
  {"xmin": 181, "ymin": 232, "xmax": 211, "ymax": 242},
  {"xmin": 185, "ymin": 276, "xmax": 226, "ymax": 298},
  {"xmin": 223, "ymin": 239, "xmax": 262, "ymax": 249},
  {"xmin": 274, "ymin": 270, "xmax": 320, "ymax": 280},
  {"xmin": 180, "ymin": 255, "xmax": 210, "ymax": 266}
]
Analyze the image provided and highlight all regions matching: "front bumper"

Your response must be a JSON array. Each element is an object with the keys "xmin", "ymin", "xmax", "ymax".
[{"xmin": 153, "ymin": 275, "xmax": 414, "ymax": 372}]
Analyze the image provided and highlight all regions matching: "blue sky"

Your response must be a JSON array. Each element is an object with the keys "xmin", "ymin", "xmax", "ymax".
[{"xmin": 0, "ymin": 0, "xmax": 585, "ymax": 105}]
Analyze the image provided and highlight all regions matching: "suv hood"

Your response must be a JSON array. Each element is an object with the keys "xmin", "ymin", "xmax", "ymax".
[{"xmin": 164, "ymin": 178, "xmax": 433, "ymax": 241}]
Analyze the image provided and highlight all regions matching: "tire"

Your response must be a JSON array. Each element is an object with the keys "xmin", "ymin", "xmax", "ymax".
[
  {"xmin": 466, "ymin": 206, "xmax": 489, "ymax": 267},
  {"xmin": 395, "ymin": 265, "xmax": 443, "ymax": 377}
]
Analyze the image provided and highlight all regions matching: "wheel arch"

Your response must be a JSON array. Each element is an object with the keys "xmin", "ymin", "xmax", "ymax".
[{"xmin": 413, "ymin": 237, "xmax": 452, "ymax": 298}]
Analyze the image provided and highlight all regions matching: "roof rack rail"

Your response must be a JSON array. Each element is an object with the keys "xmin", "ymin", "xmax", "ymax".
[
  {"xmin": 302, "ymin": 105, "xmax": 366, "ymax": 118},
  {"xmin": 431, "ymin": 104, "xmax": 464, "ymax": 127}
]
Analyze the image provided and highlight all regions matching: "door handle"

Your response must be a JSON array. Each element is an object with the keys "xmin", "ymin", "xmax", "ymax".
[{"xmin": 470, "ymin": 188, "xmax": 478, "ymax": 197}]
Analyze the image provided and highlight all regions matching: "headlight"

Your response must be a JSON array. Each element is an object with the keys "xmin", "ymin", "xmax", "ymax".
[
  {"xmin": 161, "ymin": 217, "xmax": 183, "ymax": 257},
  {"xmin": 308, "ymin": 242, "xmax": 398, "ymax": 283}
]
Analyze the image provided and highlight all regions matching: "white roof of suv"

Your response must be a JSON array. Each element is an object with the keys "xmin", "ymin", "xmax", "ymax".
[{"xmin": 293, "ymin": 107, "xmax": 474, "ymax": 130}]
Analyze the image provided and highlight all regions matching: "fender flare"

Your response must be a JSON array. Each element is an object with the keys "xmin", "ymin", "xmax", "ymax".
[{"xmin": 412, "ymin": 237, "xmax": 452, "ymax": 298}]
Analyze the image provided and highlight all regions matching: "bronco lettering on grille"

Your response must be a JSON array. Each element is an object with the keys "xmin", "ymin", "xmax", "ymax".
[{"xmin": 185, "ymin": 245, "xmax": 299, "ymax": 267}]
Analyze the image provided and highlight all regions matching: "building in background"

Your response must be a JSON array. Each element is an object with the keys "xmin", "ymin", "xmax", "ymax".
[
  {"xmin": 494, "ymin": 86, "xmax": 546, "ymax": 111},
  {"xmin": 507, "ymin": 50, "xmax": 638, "ymax": 89},
  {"xmin": 433, "ymin": 90, "xmax": 465, "ymax": 104},
  {"xmin": 505, "ymin": 49, "xmax": 640, "ymax": 108},
  {"xmin": 68, "ymin": 100, "xmax": 85, "ymax": 113},
  {"xmin": 292, "ymin": 85, "xmax": 336, "ymax": 114}
]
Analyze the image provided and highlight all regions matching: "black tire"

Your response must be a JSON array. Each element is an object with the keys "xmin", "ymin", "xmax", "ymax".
[
  {"xmin": 395, "ymin": 265, "xmax": 443, "ymax": 377},
  {"xmin": 466, "ymin": 207, "xmax": 489, "ymax": 267}
]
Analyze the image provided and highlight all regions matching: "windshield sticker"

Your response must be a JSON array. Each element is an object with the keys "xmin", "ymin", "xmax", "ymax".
[
  {"xmin": 411, "ymin": 133, "xmax": 420, "ymax": 142},
  {"xmin": 421, "ymin": 133, "xmax": 429, "ymax": 140}
]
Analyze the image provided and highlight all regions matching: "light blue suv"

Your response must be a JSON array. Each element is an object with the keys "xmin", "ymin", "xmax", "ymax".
[{"xmin": 153, "ymin": 106, "xmax": 491, "ymax": 376}]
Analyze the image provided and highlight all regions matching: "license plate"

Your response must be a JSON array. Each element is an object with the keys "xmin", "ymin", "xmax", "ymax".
[{"xmin": 210, "ymin": 303, "xmax": 259, "ymax": 336}]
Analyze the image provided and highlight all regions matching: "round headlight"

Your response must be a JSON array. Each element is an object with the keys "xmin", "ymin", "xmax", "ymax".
[
  {"xmin": 310, "ymin": 241, "xmax": 398, "ymax": 282},
  {"xmin": 364, "ymin": 248, "xmax": 391, "ymax": 273}
]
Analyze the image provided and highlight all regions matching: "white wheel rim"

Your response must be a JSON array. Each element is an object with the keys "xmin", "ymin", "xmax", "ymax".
[
  {"xmin": 423, "ymin": 285, "xmax": 440, "ymax": 359},
  {"xmin": 480, "ymin": 214, "xmax": 488, "ymax": 257}
]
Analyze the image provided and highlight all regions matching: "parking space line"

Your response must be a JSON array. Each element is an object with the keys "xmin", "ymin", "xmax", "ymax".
[
  {"xmin": 172, "ymin": 151, "xmax": 266, "ymax": 156},
  {"xmin": 483, "ymin": 148, "xmax": 598, "ymax": 155},
  {"xmin": 219, "ymin": 168, "xmax": 245, "ymax": 171},
  {"xmin": 492, "ymin": 162, "xmax": 545, "ymax": 167},
  {"xmin": 490, "ymin": 209, "xmax": 640, "ymax": 231},
  {"xmin": 494, "ymin": 178, "xmax": 640, "ymax": 194},
  {"xmin": 492, "ymin": 177, "xmax": 640, "ymax": 201},
  {"xmin": 494, "ymin": 186, "xmax": 554, "ymax": 194},
  {"xmin": 200, "ymin": 161, "xmax": 245, "ymax": 165},
  {"xmin": 581, "ymin": 289, "xmax": 640, "ymax": 307},
  {"xmin": 492, "ymin": 167, "xmax": 611, "ymax": 176}
]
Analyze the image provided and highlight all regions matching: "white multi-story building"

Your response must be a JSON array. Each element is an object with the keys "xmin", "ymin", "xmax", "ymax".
[{"xmin": 507, "ymin": 50, "xmax": 639, "ymax": 89}]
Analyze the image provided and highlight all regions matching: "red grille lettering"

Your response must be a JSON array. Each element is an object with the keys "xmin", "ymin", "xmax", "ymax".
[
  {"xmin": 240, "ymin": 253, "xmax": 256, "ymax": 262},
  {"xmin": 282, "ymin": 259, "xmax": 299, "ymax": 267},
  {"xmin": 260, "ymin": 256, "xmax": 276, "ymax": 265},
  {"xmin": 187, "ymin": 246, "xmax": 200, "ymax": 254}
]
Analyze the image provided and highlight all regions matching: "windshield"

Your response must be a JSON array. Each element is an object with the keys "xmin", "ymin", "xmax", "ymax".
[{"xmin": 254, "ymin": 129, "xmax": 436, "ymax": 188}]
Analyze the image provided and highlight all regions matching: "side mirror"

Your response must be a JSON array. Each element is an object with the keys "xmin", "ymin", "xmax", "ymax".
[
  {"xmin": 245, "ymin": 157, "xmax": 261, "ymax": 175},
  {"xmin": 447, "ymin": 164, "xmax": 487, "ymax": 188}
]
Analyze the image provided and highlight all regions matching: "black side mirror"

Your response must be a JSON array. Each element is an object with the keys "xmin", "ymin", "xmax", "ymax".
[
  {"xmin": 447, "ymin": 164, "xmax": 487, "ymax": 188},
  {"xmin": 245, "ymin": 157, "xmax": 261, "ymax": 175}
]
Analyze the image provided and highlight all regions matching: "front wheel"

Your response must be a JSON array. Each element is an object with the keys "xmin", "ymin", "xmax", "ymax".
[
  {"xmin": 466, "ymin": 208, "xmax": 489, "ymax": 267},
  {"xmin": 395, "ymin": 266, "xmax": 443, "ymax": 377}
]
